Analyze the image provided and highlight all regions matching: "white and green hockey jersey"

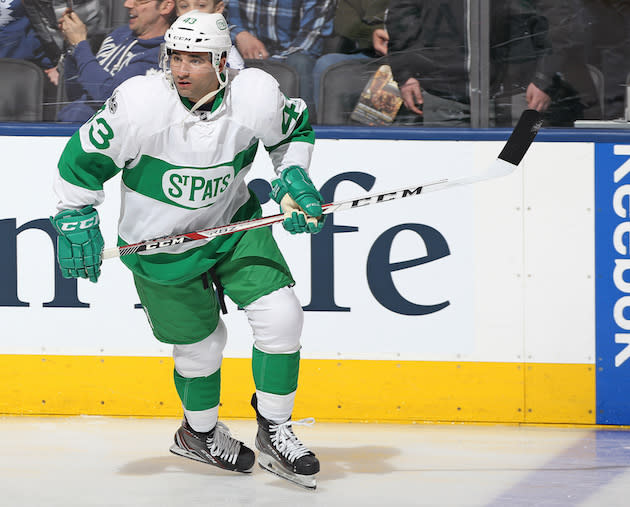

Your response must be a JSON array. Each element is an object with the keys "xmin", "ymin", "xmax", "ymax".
[{"xmin": 54, "ymin": 68, "xmax": 315, "ymax": 284}]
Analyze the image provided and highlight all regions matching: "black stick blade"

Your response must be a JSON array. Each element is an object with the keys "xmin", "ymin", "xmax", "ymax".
[{"xmin": 498, "ymin": 109, "xmax": 543, "ymax": 166}]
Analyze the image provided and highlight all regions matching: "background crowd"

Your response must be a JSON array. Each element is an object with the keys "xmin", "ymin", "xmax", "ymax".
[{"xmin": 0, "ymin": 0, "xmax": 629, "ymax": 127}]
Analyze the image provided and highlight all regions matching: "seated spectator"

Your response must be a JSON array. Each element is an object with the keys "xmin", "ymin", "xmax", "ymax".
[
  {"xmin": 56, "ymin": 0, "xmax": 175, "ymax": 122},
  {"xmin": 530, "ymin": 1, "xmax": 605, "ymax": 124},
  {"xmin": 312, "ymin": 0, "xmax": 389, "ymax": 112},
  {"xmin": 175, "ymin": 0, "xmax": 244, "ymax": 69},
  {"xmin": 385, "ymin": 0, "xmax": 553, "ymax": 127},
  {"xmin": 1, "ymin": 1, "xmax": 107, "ymax": 120},
  {"xmin": 227, "ymin": 0, "xmax": 336, "ymax": 120},
  {"xmin": 0, "ymin": 0, "xmax": 67, "ymax": 82},
  {"xmin": 1, "ymin": 1, "xmax": 51, "ymax": 67}
]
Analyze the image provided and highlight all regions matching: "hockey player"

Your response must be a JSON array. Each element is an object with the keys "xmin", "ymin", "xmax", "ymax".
[{"xmin": 50, "ymin": 11, "xmax": 323, "ymax": 489}]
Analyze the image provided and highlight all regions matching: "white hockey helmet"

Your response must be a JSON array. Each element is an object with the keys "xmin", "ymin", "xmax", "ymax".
[
  {"xmin": 164, "ymin": 11, "xmax": 232, "ymax": 68},
  {"xmin": 161, "ymin": 11, "xmax": 232, "ymax": 111}
]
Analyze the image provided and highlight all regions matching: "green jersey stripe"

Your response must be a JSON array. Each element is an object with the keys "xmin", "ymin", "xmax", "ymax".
[
  {"xmin": 265, "ymin": 109, "xmax": 315, "ymax": 154},
  {"xmin": 122, "ymin": 142, "xmax": 259, "ymax": 210},
  {"xmin": 58, "ymin": 133, "xmax": 122, "ymax": 191}
]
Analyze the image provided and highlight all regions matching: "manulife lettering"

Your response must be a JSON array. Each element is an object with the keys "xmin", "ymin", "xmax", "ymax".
[{"xmin": 163, "ymin": 166, "xmax": 234, "ymax": 209}]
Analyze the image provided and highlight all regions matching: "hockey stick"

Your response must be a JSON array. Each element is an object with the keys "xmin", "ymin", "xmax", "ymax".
[{"xmin": 103, "ymin": 109, "xmax": 542, "ymax": 260}]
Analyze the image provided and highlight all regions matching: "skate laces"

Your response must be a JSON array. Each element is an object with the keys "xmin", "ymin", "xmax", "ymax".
[
  {"xmin": 208, "ymin": 422, "xmax": 241, "ymax": 465},
  {"xmin": 270, "ymin": 418, "xmax": 315, "ymax": 463}
]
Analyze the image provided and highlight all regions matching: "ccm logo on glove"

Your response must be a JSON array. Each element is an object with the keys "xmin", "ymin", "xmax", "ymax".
[{"xmin": 59, "ymin": 215, "xmax": 100, "ymax": 231}]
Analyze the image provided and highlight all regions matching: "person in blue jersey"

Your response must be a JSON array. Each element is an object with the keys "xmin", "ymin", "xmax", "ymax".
[
  {"xmin": 0, "ymin": 0, "xmax": 57, "ymax": 81},
  {"xmin": 56, "ymin": 0, "xmax": 175, "ymax": 122}
]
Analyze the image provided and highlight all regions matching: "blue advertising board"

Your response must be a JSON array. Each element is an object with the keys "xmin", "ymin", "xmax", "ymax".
[{"xmin": 596, "ymin": 142, "xmax": 630, "ymax": 424}]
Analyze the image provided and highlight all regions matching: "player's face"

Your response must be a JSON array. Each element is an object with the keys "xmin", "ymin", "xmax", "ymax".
[
  {"xmin": 175, "ymin": 0, "xmax": 224, "ymax": 15},
  {"xmin": 170, "ymin": 51, "xmax": 223, "ymax": 103}
]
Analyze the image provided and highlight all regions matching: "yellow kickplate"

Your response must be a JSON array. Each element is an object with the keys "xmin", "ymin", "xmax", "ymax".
[
  {"xmin": 524, "ymin": 363, "xmax": 595, "ymax": 424},
  {"xmin": 0, "ymin": 355, "xmax": 594, "ymax": 424}
]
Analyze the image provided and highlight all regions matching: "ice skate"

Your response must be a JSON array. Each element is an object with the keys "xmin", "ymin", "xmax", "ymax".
[
  {"xmin": 169, "ymin": 418, "xmax": 255, "ymax": 473},
  {"xmin": 251, "ymin": 393, "xmax": 320, "ymax": 489}
]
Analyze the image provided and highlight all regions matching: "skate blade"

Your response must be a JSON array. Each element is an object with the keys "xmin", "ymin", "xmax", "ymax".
[
  {"xmin": 170, "ymin": 444, "xmax": 209, "ymax": 464},
  {"xmin": 169, "ymin": 444, "xmax": 253, "ymax": 473},
  {"xmin": 257, "ymin": 453, "xmax": 317, "ymax": 490}
]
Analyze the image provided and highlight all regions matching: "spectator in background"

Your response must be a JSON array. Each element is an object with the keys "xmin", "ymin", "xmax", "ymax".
[
  {"xmin": 312, "ymin": 0, "xmax": 388, "ymax": 112},
  {"xmin": 175, "ymin": 0, "xmax": 244, "ymax": 69},
  {"xmin": 1, "ymin": 0, "xmax": 107, "ymax": 120},
  {"xmin": 0, "ymin": 0, "xmax": 103, "ymax": 85},
  {"xmin": 552, "ymin": 0, "xmax": 628, "ymax": 121},
  {"xmin": 227, "ymin": 0, "xmax": 336, "ymax": 120},
  {"xmin": 585, "ymin": 0, "xmax": 630, "ymax": 120},
  {"xmin": 581, "ymin": 0, "xmax": 630, "ymax": 120},
  {"xmin": 175, "ymin": 0, "xmax": 222, "ymax": 13},
  {"xmin": 55, "ymin": 0, "xmax": 175, "ymax": 122},
  {"xmin": 519, "ymin": 1, "xmax": 601, "ymax": 126},
  {"xmin": 491, "ymin": 0, "xmax": 556, "ymax": 124},
  {"xmin": 0, "ymin": 0, "xmax": 55, "ymax": 75},
  {"xmin": 385, "ymin": 0, "xmax": 554, "ymax": 127}
]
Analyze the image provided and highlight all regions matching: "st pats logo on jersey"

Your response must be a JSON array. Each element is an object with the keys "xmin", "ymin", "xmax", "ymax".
[{"xmin": 163, "ymin": 166, "xmax": 234, "ymax": 209}]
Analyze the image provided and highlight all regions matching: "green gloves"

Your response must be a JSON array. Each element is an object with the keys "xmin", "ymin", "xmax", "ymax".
[
  {"xmin": 270, "ymin": 166, "xmax": 325, "ymax": 234},
  {"xmin": 50, "ymin": 205, "xmax": 104, "ymax": 283}
]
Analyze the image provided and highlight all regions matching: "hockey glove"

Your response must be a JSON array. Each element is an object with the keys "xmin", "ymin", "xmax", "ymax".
[
  {"xmin": 50, "ymin": 205, "xmax": 104, "ymax": 283},
  {"xmin": 270, "ymin": 166, "xmax": 325, "ymax": 234}
]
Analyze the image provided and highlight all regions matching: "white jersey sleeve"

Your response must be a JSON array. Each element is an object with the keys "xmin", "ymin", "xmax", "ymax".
[
  {"xmin": 54, "ymin": 81, "xmax": 140, "ymax": 211},
  {"xmin": 229, "ymin": 68, "xmax": 315, "ymax": 176}
]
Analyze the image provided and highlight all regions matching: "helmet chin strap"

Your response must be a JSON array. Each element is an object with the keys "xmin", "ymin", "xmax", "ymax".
[{"xmin": 189, "ymin": 67, "xmax": 228, "ymax": 113}]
